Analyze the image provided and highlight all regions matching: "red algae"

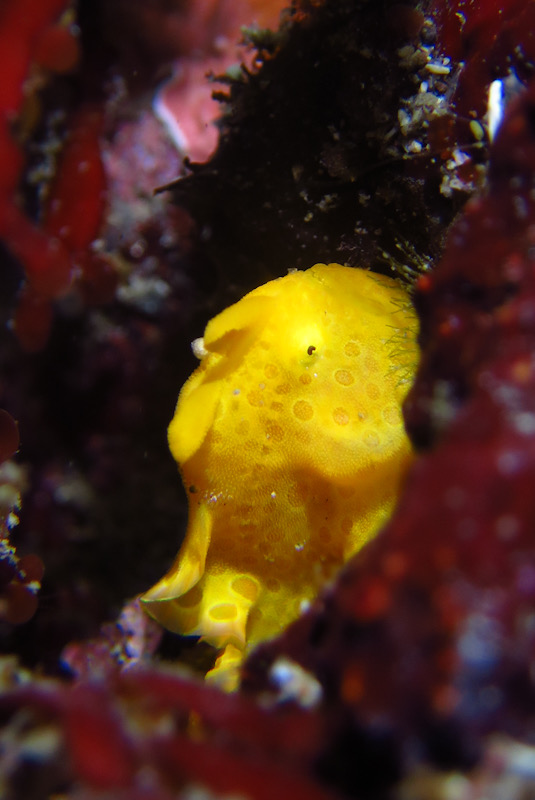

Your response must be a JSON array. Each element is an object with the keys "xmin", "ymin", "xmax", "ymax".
[
  {"xmin": 0, "ymin": 661, "xmax": 336, "ymax": 799},
  {"xmin": 33, "ymin": 22, "xmax": 80, "ymax": 74},
  {"xmin": 432, "ymin": 0, "xmax": 535, "ymax": 117},
  {"xmin": 43, "ymin": 108, "xmax": 107, "ymax": 254},
  {"xmin": 0, "ymin": 0, "xmax": 74, "ymax": 348},
  {"xmin": 64, "ymin": 685, "xmax": 136, "ymax": 790},
  {"xmin": 0, "ymin": 0, "xmax": 70, "ymax": 112},
  {"xmin": 0, "ymin": 1, "xmax": 113, "ymax": 351},
  {"xmin": 5, "ymin": 207, "xmax": 72, "ymax": 298}
]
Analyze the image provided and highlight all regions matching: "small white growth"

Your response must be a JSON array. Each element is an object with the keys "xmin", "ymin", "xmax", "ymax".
[
  {"xmin": 269, "ymin": 656, "xmax": 323, "ymax": 708},
  {"xmin": 180, "ymin": 784, "xmax": 249, "ymax": 800},
  {"xmin": 425, "ymin": 61, "xmax": 451, "ymax": 75},
  {"xmin": 117, "ymin": 275, "xmax": 171, "ymax": 314},
  {"xmin": 54, "ymin": 473, "xmax": 94, "ymax": 509},
  {"xmin": 496, "ymin": 450, "xmax": 521, "ymax": 476},
  {"xmin": 153, "ymin": 75, "xmax": 188, "ymax": 154},
  {"xmin": 513, "ymin": 412, "xmax": 535, "ymax": 436},
  {"xmin": 487, "ymin": 79, "xmax": 505, "ymax": 142},
  {"xmin": 505, "ymin": 740, "xmax": 535, "ymax": 778},
  {"xmin": 406, "ymin": 140, "xmax": 423, "ymax": 154},
  {"xmin": 7, "ymin": 512, "xmax": 19, "ymax": 530},
  {"xmin": 191, "ymin": 337, "xmax": 208, "ymax": 359},
  {"xmin": 469, "ymin": 120, "xmax": 485, "ymax": 142}
]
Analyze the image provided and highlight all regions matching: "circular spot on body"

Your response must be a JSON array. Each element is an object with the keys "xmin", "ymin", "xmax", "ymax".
[
  {"xmin": 231, "ymin": 575, "xmax": 260, "ymax": 601},
  {"xmin": 299, "ymin": 373, "xmax": 312, "ymax": 385},
  {"xmin": 333, "ymin": 407, "xmax": 350, "ymax": 426},
  {"xmin": 209, "ymin": 603, "xmax": 238, "ymax": 621},
  {"xmin": 344, "ymin": 340, "xmax": 361, "ymax": 357},
  {"xmin": 275, "ymin": 383, "xmax": 291, "ymax": 395},
  {"xmin": 364, "ymin": 355, "xmax": 378, "ymax": 372},
  {"xmin": 293, "ymin": 400, "xmax": 314, "ymax": 420},
  {"xmin": 335, "ymin": 369, "xmax": 354, "ymax": 386},
  {"xmin": 247, "ymin": 389, "xmax": 264, "ymax": 407},
  {"xmin": 366, "ymin": 383, "xmax": 381, "ymax": 400},
  {"xmin": 175, "ymin": 585, "xmax": 203, "ymax": 608},
  {"xmin": 265, "ymin": 363, "xmax": 279, "ymax": 379},
  {"xmin": 271, "ymin": 401, "xmax": 284, "ymax": 412},
  {"xmin": 383, "ymin": 405, "xmax": 401, "ymax": 425},
  {"xmin": 265, "ymin": 421, "xmax": 285, "ymax": 442}
]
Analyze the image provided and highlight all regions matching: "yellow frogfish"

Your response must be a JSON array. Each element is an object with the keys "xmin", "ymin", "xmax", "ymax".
[{"xmin": 142, "ymin": 263, "xmax": 419, "ymax": 689}]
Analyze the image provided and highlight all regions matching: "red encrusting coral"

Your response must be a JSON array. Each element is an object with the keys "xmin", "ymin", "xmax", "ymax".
[
  {"xmin": 0, "ymin": 0, "xmax": 72, "ymax": 258},
  {"xmin": 43, "ymin": 108, "xmax": 107, "ymax": 256},
  {"xmin": 33, "ymin": 20, "xmax": 81, "ymax": 74},
  {"xmin": 432, "ymin": 0, "xmax": 535, "ymax": 117},
  {"xmin": 423, "ymin": 0, "xmax": 535, "ymax": 202}
]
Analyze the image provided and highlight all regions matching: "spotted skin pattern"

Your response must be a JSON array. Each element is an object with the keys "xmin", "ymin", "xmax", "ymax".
[{"xmin": 142, "ymin": 264, "xmax": 419, "ymax": 688}]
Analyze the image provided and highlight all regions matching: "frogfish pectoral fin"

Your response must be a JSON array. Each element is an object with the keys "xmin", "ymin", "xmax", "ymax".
[
  {"xmin": 205, "ymin": 644, "xmax": 244, "ymax": 691},
  {"xmin": 140, "ymin": 503, "xmax": 212, "ymax": 634},
  {"xmin": 196, "ymin": 570, "xmax": 261, "ymax": 689},
  {"xmin": 195, "ymin": 569, "xmax": 259, "ymax": 651}
]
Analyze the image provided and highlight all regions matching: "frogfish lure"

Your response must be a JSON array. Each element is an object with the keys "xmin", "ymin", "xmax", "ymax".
[{"xmin": 142, "ymin": 263, "xmax": 419, "ymax": 689}]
